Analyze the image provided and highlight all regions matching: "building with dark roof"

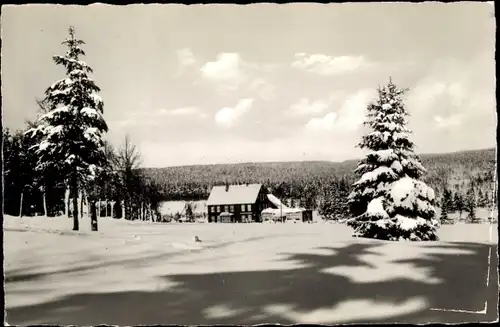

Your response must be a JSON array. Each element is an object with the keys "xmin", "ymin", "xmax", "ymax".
[{"xmin": 206, "ymin": 183, "xmax": 271, "ymax": 223}]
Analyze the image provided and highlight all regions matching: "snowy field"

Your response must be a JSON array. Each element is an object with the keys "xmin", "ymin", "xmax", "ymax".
[{"xmin": 4, "ymin": 215, "xmax": 498, "ymax": 325}]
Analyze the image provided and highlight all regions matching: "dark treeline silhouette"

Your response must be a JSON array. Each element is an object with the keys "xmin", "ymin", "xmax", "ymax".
[
  {"xmin": 139, "ymin": 148, "xmax": 495, "ymax": 216},
  {"xmin": 3, "ymin": 126, "xmax": 163, "ymax": 222}
]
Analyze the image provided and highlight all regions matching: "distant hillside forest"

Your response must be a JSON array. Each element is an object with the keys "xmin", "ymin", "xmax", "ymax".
[{"xmin": 141, "ymin": 148, "xmax": 497, "ymax": 208}]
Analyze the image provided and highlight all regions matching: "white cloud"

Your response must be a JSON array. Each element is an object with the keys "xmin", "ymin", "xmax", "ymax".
[
  {"xmin": 215, "ymin": 98, "xmax": 254, "ymax": 128},
  {"xmin": 303, "ymin": 89, "xmax": 375, "ymax": 133},
  {"xmin": 292, "ymin": 53, "xmax": 369, "ymax": 76},
  {"xmin": 290, "ymin": 98, "xmax": 330, "ymax": 116},
  {"xmin": 249, "ymin": 78, "xmax": 276, "ymax": 101},
  {"xmin": 199, "ymin": 53, "xmax": 282, "ymax": 98},
  {"xmin": 305, "ymin": 112, "xmax": 338, "ymax": 131},
  {"xmin": 335, "ymin": 89, "xmax": 377, "ymax": 132},
  {"xmin": 177, "ymin": 48, "xmax": 196, "ymax": 67},
  {"xmin": 201, "ymin": 52, "xmax": 247, "ymax": 91},
  {"xmin": 434, "ymin": 114, "xmax": 464, "ymax": 129},
  {"xmin": 407, "ymin": 53, "xmax": 494, "ymax": 120},
  {"xmin": 406, "ymin": 82, "xmax": 447, "ymax": 113}
]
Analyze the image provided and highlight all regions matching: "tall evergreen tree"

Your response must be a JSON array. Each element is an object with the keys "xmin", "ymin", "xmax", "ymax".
[
  {"xmin": 26, "ymin": 26, "xmax": 108, "ymax": 231},
  {"xmin": 477, "ymin": 188, "xmax": 488, "ymax": 208},
  {"xmin": 440, "ymin": 187, "xmax": 453, "ymax": 224},
  {"xmin": 347, "ymin": 79, "xmax": 439, "ymax": 241},
  {"xmin": 453, "ymin": 191, "xmax": 465, "ymax": 219},
  {"xmin": 465, "ymin": 186, "xmax": 479, "ymax": 223},
  {"xmin": 318, "ymin": 180, "xmax": 337, "ymax": 221},
  {"xmin": 319, "ymin": 177, "xmax": 350, "ymax": 221}
]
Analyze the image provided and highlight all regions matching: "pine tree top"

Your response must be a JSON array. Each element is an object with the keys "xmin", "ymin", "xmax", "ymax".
[
  {"xmin": 26, "ymin": 26, "xmax": 108, "ymax": 187},
  {"xmin": 359, "ymin": 80, "xmax": 413, "ymax": 152}
]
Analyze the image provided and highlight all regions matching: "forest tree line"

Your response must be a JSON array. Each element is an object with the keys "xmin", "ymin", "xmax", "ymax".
[
  {"xmin": 3, "ymin": 124, "xmax": 163, "ymax": 222},
  {"xmin": 6, "ymin": 126, "xmax": 494, "ymax": 222},
  {"xmin": 140, "ymin": 148, "xmax": 496, "ymax": 219}
]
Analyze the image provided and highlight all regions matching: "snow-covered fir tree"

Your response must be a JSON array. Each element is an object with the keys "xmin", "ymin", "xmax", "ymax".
[
  {"xmin": 27, "ymin": 26, "xmax": 108, "ymax": 231},
  {"xmin": 465, "ymin": 186, "xmax": 478, "ymax": 223},
  {"xmin": 319, "ymin": 178, "xmax": 350, "ymax": 221},
  {"xmin": 347, "ymin": 79, "xmax": 439, "ymax": 241},
  {"xmin": 440, "ymin": 188, "xmax": 454, "ymax": 225}
]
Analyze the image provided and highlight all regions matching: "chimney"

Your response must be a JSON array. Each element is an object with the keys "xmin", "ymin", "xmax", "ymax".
[{"xmin": 225, "ymin": 181, "xmax": 229, "ymax": 192}]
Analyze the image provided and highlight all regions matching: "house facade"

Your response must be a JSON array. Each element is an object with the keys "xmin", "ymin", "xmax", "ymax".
[{"xmin": 206, "ymin": 184, "xmax": 271, "ymax": 223}]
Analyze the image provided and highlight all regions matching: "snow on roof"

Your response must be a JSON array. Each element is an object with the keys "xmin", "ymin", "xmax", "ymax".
[
  {"xmin": 206, "ymin": 184, "xmax": 263, "ymax": 206},
  {"xmin": 267, "ymin": 193, "xmax": 290, "ymax": 210}
]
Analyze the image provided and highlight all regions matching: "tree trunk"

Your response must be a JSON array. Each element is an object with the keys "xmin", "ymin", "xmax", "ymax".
[
  {"xmin": 19, "ymin": 192, "xmax": 24, "ymax": 218},
  {"xmin": 123, "ymin": 200, "xmax": 127, "ymax": 220},
  {"xmin": 86, "ymin": 197, "xmax": 89, "ymax": 219},
  {"xmin": 110, "ymin": 201, "xmax": 114, "ymax": 218},
  {"xmin": 65, "ymin": 188, "xmax": 70, "ymax": 218},
  {"xmin": 71, "ymin": 173, "xmax": 79, "ymax": 231},
  {"xmin": 141, "ymin": 202, "xmax": 144, "ymax": 221},
  {"xmin": 105, "ymin": 199, "xmax": 108, "ymax": 217},
  {"xmin": 42, "ymin": 190, "xmax": 48, "ymax": 217},
  {"xmin": 79, "ymin": 191, "xmax": 84, "ymax": 219},
  {"xmin": 90, "ymin": 201, "xmax": 98, "ymax": 231},
  {"xmin": 97, "ymin": 199, "xmax": 101, "ymax": 218}
]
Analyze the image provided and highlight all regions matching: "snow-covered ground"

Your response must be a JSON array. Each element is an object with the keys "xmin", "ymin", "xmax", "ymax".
[{"xmin": 4, "ymin": 215, "xmax": 498, "ymax": 325}]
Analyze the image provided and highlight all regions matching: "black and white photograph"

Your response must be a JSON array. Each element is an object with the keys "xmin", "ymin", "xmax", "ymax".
[{"xmin": 1, "ymin": 2, "xmax": 498, "ymax": 325}]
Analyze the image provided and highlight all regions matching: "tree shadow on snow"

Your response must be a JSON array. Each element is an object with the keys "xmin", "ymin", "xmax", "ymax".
[
  {"xmin": 4, "ymin": 233, "xmax": 294, "ymax": 284},
  {"xmin": 5, "ymin": 241, "xmax": 498, "ymax": 325}
]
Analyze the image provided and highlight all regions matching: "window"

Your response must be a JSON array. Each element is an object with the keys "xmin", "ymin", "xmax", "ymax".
[
  {"xmin": 211, "ymin": 206, "xmax": 215, "ymax": 213},
  {"xmin": 216, "ymin": 206, "xmax": 220, "ymax": 213},
  {"xmin": 229, "ymin": 205, "xmax": 234, "ymax": 213},
  {"xmin": 247, "ymin": 204, "xmax": 252, "ymax": 212},
  {"xmin": 241, "ymin": 204, "xmax": 245, "ymax": 212},
  {"xmin": 224, "ymin": 205, "xmax": 228, "ymax": 212}
]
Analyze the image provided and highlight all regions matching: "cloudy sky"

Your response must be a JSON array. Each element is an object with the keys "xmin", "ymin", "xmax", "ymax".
[{"xmin": 1, "ymin": 3, "xmax": 496, "ymax": 167}]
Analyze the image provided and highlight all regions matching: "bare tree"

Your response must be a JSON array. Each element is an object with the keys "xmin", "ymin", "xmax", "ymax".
[{"xmin": 115, "ymin": 135, "xmax": 142, "ymax": 220}]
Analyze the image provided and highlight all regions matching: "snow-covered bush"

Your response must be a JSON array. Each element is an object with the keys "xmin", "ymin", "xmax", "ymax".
[{"xmin": 347, "ymin": 79, "xmax": 439, "ymax": 241}]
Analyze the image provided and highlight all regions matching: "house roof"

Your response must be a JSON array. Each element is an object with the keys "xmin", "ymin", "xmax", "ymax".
[
  {"xmin": 207, "ymin": 184, "xmax": 263, "ymax": 206},
  {"xmin": 267, "ymin": 194, "xmax": 290, "ymax": 210}
]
